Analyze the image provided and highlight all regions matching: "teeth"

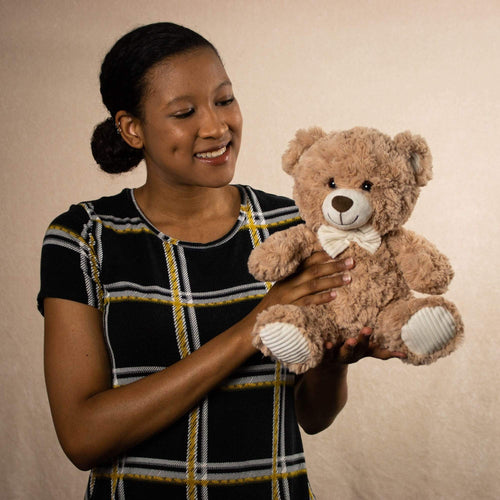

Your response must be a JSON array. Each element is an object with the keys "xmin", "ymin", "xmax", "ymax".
[{"xmin": 195, "ymin": 146, "xmax": 227, "ymax": 159}]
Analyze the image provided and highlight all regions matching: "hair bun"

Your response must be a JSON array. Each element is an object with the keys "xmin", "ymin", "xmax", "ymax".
[{"xmin": 90, "ymin": 118, "xmax": 143, "ymax": 173}]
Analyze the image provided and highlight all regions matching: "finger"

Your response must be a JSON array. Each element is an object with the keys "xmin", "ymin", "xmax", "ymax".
[
  {"xmin": 293, "ymin": 289, "xmax": 338, "ymax": 307},
  {"xmin": 299, "ymin": 251, "xmax": 334, "ymax": 269},
  {"xmin": 292, "ymin": 271, "xmax": 355, "ymax": 305},
  {"xmin": 305, "ymin": 272, "xmax": 352, "ymax": 293},
  {"xmin": 356, "ymin": 328, "xmax": 373, "ymax": 347},
  {"xmin": 360, "ymin": 326, "xmax": 373, "ymax": 336},
  {"xmin": 282, "ymin": 255, "xmax": 355, "ymax": 305},
  {"xmin": 307, "ymin": 258, "xmax": 354, "ymax": 278},
  {"xmin": 371, "ymin": 347, "xmax": 407, "ymax": 360},
  {"xmin": 337, "ymin": 328, "xmax": 376, "ymax": 363},
  {"xmin": 282, "ymin": 270, "xmax": 352, "ymax": 306},
  {"xmin": 289, "ymin": 266, "xmax": 352, "ymax": 297},
  {"xmin": 318, "ymin": 339, "xmax": 338, "ymax": 365},
  {"xmin": 337, "ymin": 337, "xmax": 358, "ymax": 363},
  {"xmin": 342, "ymin": 329, "xmax": 372, "ymax": 359},
  {"xmin": 299, "ymin": 253, "xmax": 355, "ymax": 276},
  {"xmin": 368, "ymin": 341, "xmax": 407, "ymax": 360},
  {"xmin": 324, "ymin": 340, "xmax": 335, "ymax": 350}
]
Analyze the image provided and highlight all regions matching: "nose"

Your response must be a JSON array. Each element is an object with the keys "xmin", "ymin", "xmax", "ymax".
[
  {"xmin": 199, "ymin": 107, "xmax": 228, "ymax": 139},
  {"xmin": 332, "ymin": 195, "xmax": 353, "ymax": 213}
]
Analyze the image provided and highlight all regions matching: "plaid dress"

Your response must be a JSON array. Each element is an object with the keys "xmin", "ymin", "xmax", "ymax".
[{"xmin": 38, "ymin": 186, "xmax": 315, "ymax": 500}]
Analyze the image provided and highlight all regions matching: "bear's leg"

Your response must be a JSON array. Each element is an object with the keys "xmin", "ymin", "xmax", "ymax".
[
  {"xmin": 375, "ymin": 296, "xmax": 464, "ymax": 365},
  {"xmin": 252, "ymin": 304, "xmax": 334, "ymax": 374}
]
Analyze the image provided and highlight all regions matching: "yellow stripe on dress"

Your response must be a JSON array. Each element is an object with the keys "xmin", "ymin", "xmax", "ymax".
[
  {"xmin": 93, "ymin": 468, "xmax": 308, "ymax": 486},
  {"xmin": 187, "ymin": 408, "xmax": 199, "ymax": 499},
  {"xmin": 164, "ymin": 240, "xmax": 190, "ymax": 359},
  {"xmin": 239, "ymin": 215, "xmax": 301, "ymax": 232},
  {"xmin": 48, "ymin": 224, "xmax": 104, "ymax": 310},
  {"xmin": 240, "ymin": 202, "xmax": 261, "ymax": 249},
  {"xmin": 221, "ymin": 379, "xmax": 294, "ymax": 391},
  {"xmin": 103, "ymin": 293, "xmax": 266, "ymax": 308},
  {"xmin": 240, "ymin": 203, "xmax": 272, "ymax": 292},
  {"xmin": 163, "ymin": 240, "xmax": 198, "ymax": 500}
]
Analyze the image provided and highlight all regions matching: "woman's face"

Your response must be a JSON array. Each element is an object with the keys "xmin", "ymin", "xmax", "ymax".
[{"xmin": 135, "ymin": 47, "xmax": 243, "ymax": 190}]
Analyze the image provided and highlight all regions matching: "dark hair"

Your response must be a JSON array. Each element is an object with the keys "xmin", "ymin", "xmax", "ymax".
[{"xmin": 90, "ymin": 22, "xmax": 218, "ymax": 174}]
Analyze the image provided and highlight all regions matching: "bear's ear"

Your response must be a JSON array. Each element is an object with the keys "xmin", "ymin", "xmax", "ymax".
[
  {"xmin": 393, "ymin": 132, "xmax": 433, "ymax": 186},
  {"xmin": 282, "ymin": 127, "xmax": 326, "ymax": 175}
]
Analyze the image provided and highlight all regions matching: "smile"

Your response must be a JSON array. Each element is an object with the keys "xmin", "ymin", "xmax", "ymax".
[
  {"xmin": 195, "ymin": 145, "xmax": 227, "ymax": 159},
  {"xmin": 326, "ymin": 212, "xmax": 359, "ymax": 226},
  {"xmin": 339, "ymin": 214, "xmax": 359, "ymax": 226}
]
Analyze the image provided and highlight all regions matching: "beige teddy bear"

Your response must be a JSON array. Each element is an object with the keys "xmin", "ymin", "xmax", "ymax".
[{"xmin": 248, "ymin": 127, "xmax": 463, "ymax": 374}]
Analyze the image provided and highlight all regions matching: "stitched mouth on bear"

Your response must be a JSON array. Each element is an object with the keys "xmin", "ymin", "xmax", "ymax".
[
  {"xmin": 339, "ymin": 213, "xmax": 359, "ymax": 226},
  {"xmin": 322, "ymin": 189, "xmax": 373, "ymax": 229},
  {"xmin": 325, "ymin": 212, "xmax": 359, "ymax": 227}
]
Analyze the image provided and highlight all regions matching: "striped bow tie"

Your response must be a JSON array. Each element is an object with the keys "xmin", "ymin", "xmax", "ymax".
[{"xmin": 317, "ymin": 224, "xmax": 381, "ymax": 258}]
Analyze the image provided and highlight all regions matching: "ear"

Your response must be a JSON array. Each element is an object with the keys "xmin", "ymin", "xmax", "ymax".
[
  {"xmin": 282, "ymin": 127, "xmax": 326, "ymax": 175},
  {"xmin": 393, "ymin": 131, "xmax": 433, "ymax": 186},
  {"xmin": 115, "ymin": 111, "xmax": 144, "ymax": 150}
]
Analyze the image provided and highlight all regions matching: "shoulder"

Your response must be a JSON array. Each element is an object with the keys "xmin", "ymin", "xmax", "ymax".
[
  {"xmin": 237, "ymin": 185, "xmax": 302, "ymax": 238},
  {"xmin": 45, "ymin": 189, "xmax": 134, "ymax": 234},
  {"xmin": 239, "ymin": 185, "xmax": 300, "ymax": 220},
  {"xmin": 240, "ymin": 185, "xmax": 296, "ymax": 210}
]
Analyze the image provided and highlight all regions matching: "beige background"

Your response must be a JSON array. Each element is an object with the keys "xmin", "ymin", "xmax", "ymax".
[{"xmin": 1, "ymin": 0, "xmax": 499, "ymax": 499}]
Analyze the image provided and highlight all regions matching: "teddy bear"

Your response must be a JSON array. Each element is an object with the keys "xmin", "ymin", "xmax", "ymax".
[{"xmin": 248, "ymin": 126, "xmax": 463, "ymax": 374}]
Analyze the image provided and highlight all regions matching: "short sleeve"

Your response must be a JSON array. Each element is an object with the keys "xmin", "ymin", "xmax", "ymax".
[{"xmin": 37, "ymin": 203, "xmax": 102, "ymax": 315}]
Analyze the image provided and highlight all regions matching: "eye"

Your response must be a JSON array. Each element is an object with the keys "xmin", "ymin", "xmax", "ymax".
[
  {"xmin": 172, "ymin": 109, "xmax": 194, "ymax": 119},
  {"xmin": 216, "ymin": 96, "xmax": 235, "ymax": 107},
  {"xmin": 328, "ymin": 178, "xmax": 336, "ymax": 188},
  {"xmin": 361, "ymin": 180, "xmax": 373, "ymax": 192}
]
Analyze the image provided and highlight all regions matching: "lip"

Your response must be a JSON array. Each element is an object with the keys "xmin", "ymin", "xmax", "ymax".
[
  {"xmin": 194, "ymin": 140, "xmax": 231, "ymax": 156},
  {"xmin": 194, "ymin": 142, "xmax": 232, "ymax": 165}
]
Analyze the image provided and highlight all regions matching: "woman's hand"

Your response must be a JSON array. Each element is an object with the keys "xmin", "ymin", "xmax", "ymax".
[
  {"xmin": 295, "ymin": 329, "xmax": 406, "ymax": 434},
  {"xmin": 257, "ymin": 250, "xmax": 406, "ymax": 364},
  {"xmin": 256, "ymin": 251, "xmax": 354, "ymax": 314},
  {"xmin": 322, "ymin": 327, "xmax": 406, "ymax": 367}
]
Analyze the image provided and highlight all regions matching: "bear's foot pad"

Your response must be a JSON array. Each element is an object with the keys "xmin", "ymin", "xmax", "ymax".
[
  {"xmin": 402, "ymin": 306, "xmax": 456, "ymax": 355},
  {"xmin": 259, "ymin": 322, "xmax": 311, "ymax": 364}
]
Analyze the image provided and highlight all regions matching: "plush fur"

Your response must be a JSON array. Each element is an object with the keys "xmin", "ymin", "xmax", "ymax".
[{"xmin": 248, "ymin": 127, "xmax": 463, "ymax": 374}]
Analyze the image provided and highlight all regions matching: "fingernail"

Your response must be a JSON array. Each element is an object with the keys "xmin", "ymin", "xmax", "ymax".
[
  {"xmin": 330, "ymin": 290, "xmax": 337, "ymax": 299},
  {"xmin": 344, "ymin": 257, "xmax": 354, "ymax": 268},
  {"xmin": 342, "ymin": 272, "xmax": 351, "ymax": 284},
  {"xmin": 361, "ymin": 326, "xmax": 372, "ymax": 335}
]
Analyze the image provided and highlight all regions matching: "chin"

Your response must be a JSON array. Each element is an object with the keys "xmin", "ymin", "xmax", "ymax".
[{"xmin": 204, "ymin": 168, "xmax": 236, "ymax": 189}]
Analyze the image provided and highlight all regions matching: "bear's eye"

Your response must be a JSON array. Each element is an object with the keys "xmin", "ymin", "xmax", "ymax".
[
  {"xmin": 328, "ymin": 178, "xmax": 336, "ymax": 189},
  {"xmin": 361, "ymin": 180, "xmax": 373, "ymax": 192}
]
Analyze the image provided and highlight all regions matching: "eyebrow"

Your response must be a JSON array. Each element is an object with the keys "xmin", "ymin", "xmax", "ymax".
[{"xmin": 166, "ymin": 80, "xmax": 233, "ymax": 108}]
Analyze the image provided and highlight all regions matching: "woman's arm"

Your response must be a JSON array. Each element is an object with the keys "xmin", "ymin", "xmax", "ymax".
[
  {"xmin": 44, "ymin": 252, "xmax": 352, "ymax": 470},
  {"xmin": 44, "ymin": 298, "xmax": 258, "ymax": 470},
  {"xmin": 294, "ymin": 328, "xmax": 406, "ymax": 434}
]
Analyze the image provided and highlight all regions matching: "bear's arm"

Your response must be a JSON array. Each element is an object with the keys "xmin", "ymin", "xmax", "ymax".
[
  {"xmin": 248, "ymin": 224, "xmax": 318, "ymax": 282},
  {"xmin": 386, "ymin": 229, "xmax": 454, "ymax": 294}
]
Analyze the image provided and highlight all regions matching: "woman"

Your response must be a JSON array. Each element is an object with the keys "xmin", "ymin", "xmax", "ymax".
[{"xmin": 38, "ymin": 22, "xmax": 399, "ymax": 499}]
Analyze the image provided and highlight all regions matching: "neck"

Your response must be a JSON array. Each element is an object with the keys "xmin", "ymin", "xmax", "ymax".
[{"xmin": 133, "ymin": 180, "xmax": 241, "ymax": 243}]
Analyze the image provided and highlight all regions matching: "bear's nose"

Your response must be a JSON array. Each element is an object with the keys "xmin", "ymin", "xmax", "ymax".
[{"xmin": 331, "ymin": 195, "xmax": 353, "ymax": 213}]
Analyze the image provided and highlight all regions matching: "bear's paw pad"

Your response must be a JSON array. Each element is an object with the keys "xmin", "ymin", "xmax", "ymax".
[
  {"xmin": 402, "ymin": 306, "xmax": 456, "ymax": 355},
  {"xmin": 259, "ymin": 322, "xmax": 311, "ymax": 364}
]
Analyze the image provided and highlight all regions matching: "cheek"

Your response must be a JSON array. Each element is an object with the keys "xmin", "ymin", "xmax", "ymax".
[
  {"xmin": 229, "ymin": 106, "xmax": 243, "ymax": 137},
  {"xmin": 164, "ymin": 127, "xmax": 194, "ymax": 153},
  {"xmin": 143, "ymin": 128, "xmax": 191, "ymax": 163}
]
